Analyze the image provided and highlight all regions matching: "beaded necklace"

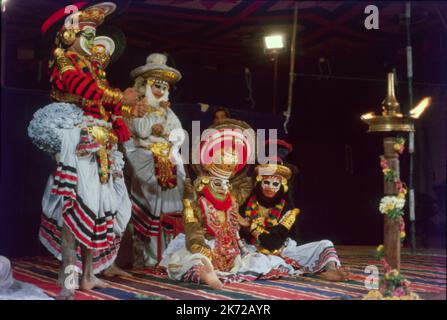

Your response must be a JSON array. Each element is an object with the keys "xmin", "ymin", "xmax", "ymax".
[{"xmin": 244, "ymin": 194, "xmax": 286, "ymax": 227}]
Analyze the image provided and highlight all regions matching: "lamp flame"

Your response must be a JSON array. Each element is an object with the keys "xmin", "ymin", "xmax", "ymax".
[
  {"xmin": 361, "ymin": 112, "xmax": 375, "ymax": 120},
  {"xmin": 410, "ymin": 97, "xmax": 432, "ymax": 119}
]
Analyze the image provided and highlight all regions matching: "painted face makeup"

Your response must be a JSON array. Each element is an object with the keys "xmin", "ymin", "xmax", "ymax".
[
  {"xmin": 79, "ymin": 27, "xmax": 96, "ymax": 55},
  {"xmin": 261, "ymin": 175, "xmax": 282, "ymax": 198},
  {"xmin": 151, "ymin": 82, "xmax": 169, "ymax": 99},
  {"xmin": 209, "ymin": 177, "xmax": 230, "ymax": 198}
]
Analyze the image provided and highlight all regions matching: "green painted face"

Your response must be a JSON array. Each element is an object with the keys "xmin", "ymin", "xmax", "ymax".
[{"xmin": 79, "ymin": 27, "xmax": 96, "ymax": 54}]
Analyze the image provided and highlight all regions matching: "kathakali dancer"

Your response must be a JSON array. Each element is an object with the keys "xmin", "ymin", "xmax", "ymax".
[
  {"xmin": 239, "ymin": 140, "xmax": 350, "ymax": 282},
  {"xmin": 160, "ymin": 130, "xmax": 295, "ymax": 289},
  {"xmin": 28, "ymin": 2, "xmax": 145, "ymax": 299},
  {"xmin": 124, "ymin": 53, "xmax": 185, "ymax": 267}
]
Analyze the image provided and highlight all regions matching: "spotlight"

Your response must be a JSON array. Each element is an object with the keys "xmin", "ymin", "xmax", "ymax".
[{"xmin": 264, "ymin": 35, "xmax": 284, "ymax": 51}]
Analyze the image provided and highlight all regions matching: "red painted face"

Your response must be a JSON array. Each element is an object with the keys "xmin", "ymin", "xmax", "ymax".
[{"xmin": 261, "ymin": 176, "xmax": 282, "ymax": 198}]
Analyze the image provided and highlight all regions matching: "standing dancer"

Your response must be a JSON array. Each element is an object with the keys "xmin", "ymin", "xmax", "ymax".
[
  {"xmin": 124, "ymin": 53, "xmax": 185, "ymax": 267},
  {"xmin": 28, "ymin": 2, "xmax": 145, "ymax": 299}
]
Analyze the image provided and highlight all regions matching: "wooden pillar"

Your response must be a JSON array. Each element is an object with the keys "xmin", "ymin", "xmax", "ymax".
[{"xmin": 383, "ymin": 137, "xmax": 401, "ymax": 270}]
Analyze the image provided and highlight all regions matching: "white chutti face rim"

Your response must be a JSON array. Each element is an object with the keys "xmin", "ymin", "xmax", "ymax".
[{"xmin": 80, "ymin": 37, "xmax": 91, "ymax": 55}]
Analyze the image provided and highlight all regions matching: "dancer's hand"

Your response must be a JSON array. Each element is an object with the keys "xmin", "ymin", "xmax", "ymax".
[
  {"xmin": 131, "ymin": 99, "xmax": 148, "ymax": 117},
  {"xmin": 237, "ymin": 214, "xmax": 250, "ymax": 227},
  {"xmin": 122, "ymin": 88, "xmax": 139, "ymax": 105},
  {"xmin": 160, "ymin": 100, "xmax": 171, "ymax": 109},
  {"xmin": 151, "ymin": 124, "xmax": 164, "ymax": 136}
]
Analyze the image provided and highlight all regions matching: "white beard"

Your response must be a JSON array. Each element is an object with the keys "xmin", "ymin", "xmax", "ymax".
[{"xmin": 145, "ymin": 84, "xmax": 170, "ymax": 108}]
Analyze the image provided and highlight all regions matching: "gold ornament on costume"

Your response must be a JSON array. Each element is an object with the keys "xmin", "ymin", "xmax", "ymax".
[
  {"xmin": 196, "ymin": 176, "xmax": 210, "ymax": 192},
  {"xmin": 281, "ymin": 177, "xmax": 288, "ymax": 193},
  {"xmin": 190, "ymin": 244, "xmax": 213, "ymax": 261},
  {"xmin": 183, "ymin": 199, "xmax": 198, "ymax": 224},
  {"xmin": 61, "ymin": 30, "xmax": 77, "ymax": 46},
  {"xmin": 101, "ymin": 87, "xmax": 123, "ymax": 105},
  {"xmin": 90, "ymin": 44, "xmax": 110, "ymax": 68},
  {"xmin": 143, "ymin": 69, "xmax": 180, "ymax": 84},
  {"xmin": 121, "ymin": 105, "xmax": 133, "ymax": 118},
  {"xmin": 149, "ymin": 142, "xmax": 177, "ymax": 189},
  {"xmin": 87, "ymin": 126, "xmax": 116, "ymax": 145},
  {"xmin": 85, "ymin": 126, "xmax": 117, "ymax": 184},
  {"xmin": 251, "ymin": 224, "xmax": 269, "ymax": 239},
  {"xmin": 279, "ymin": 208, "xmax": 300, "ymax": 230},
  {"xmin": 54, "ymin": 48, "xmax": 75, "ymax": 74}
]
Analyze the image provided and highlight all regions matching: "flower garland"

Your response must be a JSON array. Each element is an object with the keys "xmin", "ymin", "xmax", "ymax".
[
  {"xmin": 365, "ymin": 137, "xmax": 420, "ymax": 299},
  {"xmin": 394, "ymin": 136, "xmax": 406, "ymax": 154},
  {"xmin": 244, "ymin": 194, "xmax": 286, "ymax": 228},
  {"xmin": 378, "ymin": 136, "xmax": 408, "ymax": 240},
  {"xmin": 380, "ymin": 156, "xmax": 398, "ymax": 182},
  {"xmin": 364, "ymin": 245, "xmax": 420, "ymax": 300},
  {"xmin": 379, "ymin": 195, "xmax": 406, "ymax": 220}
]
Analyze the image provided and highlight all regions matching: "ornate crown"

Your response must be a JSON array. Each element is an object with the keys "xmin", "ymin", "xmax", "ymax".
[
  {"xmin": 200, "ymin": 129, "xmax": 249, "ymax": 179},
  {"xmin": 204, "ymin": 147, "xmax": 239, "ymax": 179},
  {"xmin": 63, "ymin": 5, "xmax": 108, "ymax": 32},
  {"xmin": 254, "ymin": 163, "xmax": 292, "ymax": 180},
  {"xmin": 79, "ymin": 7, "xmax": 106, "ymax": 27},
  {"xmin": 130, "ymin": 53, "xmax": 182, "ymax": 84}
]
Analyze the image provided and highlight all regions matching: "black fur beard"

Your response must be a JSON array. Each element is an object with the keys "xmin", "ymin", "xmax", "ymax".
[{"xmin": 254, "ymin": 183, "xmax": 285, "ymax": 208}]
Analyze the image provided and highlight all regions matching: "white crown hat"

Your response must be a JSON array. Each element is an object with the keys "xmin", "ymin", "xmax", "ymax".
[{"xmin": 130, "ymin": 53, "xmax": 182, "ymax": 84}]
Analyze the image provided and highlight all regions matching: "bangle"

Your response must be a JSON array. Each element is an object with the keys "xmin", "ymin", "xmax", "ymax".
[
  {"xmin": 121, "ymin": 105, "xmax": 133, "ymax": 118},
  {"xmin": 251, "ymin": 225, "xmax": 269, "ymax": 239},
  {"xmin": 54, "ymin": 48, "xmax": 75, "ymax": 74},
  {"xmin": 190, "ymin": 244, "xmax": 213, "ymax": 261},
  {"xmin": 279, "ymin": 208, "xmax": 300, "ymax": 230},
  {"xmin": 102, "ymin": 87, "xmax": 123, "ymax": 105}
]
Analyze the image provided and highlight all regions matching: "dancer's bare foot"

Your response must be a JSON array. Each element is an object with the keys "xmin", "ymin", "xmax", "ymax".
[
  {"xmin": 80, "ymin": 275, "xmax": 110, "ymax": 291},
  {"xmin": 103, "ymin": 263, "xmax": 131, "ymax": 278},
  {"xmin": 56, "ymin": 288, "xmax": 76, "ymax": 300},
  {"xmin": 198, "ymin": 258, "xmax": 224, "ymax": 290},
  {"xmin": 319, "ymin": 269, "xmax": 350, "ymax": 282},
  {"xmin": 339, "ymin": 266, "xmax": 351, "ymax": 278}
]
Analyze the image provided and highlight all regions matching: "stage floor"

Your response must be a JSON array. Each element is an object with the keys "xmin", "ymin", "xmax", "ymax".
[{"xmin": 12, "ymin": 246, "xmax": 446, "ymax": 300}]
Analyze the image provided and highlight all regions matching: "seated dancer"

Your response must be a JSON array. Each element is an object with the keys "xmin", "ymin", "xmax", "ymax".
[
  {"xmin": 124, "ymin": 54, "xmax": 185, "ymax": 267},
  {"xmin": 160, "ymin": 130, "xmax": 294, "ymax": 289},
  {"xmin": 28, "ymin": 3, "xmax": 145, "ymax": 299},
  {"xmin": 189, "ymin": 117, "xmax": 255, "ymax": 206},
  {"xmin": 239, "ymin": 140, "xmax": 350, "ymax": 282}
]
